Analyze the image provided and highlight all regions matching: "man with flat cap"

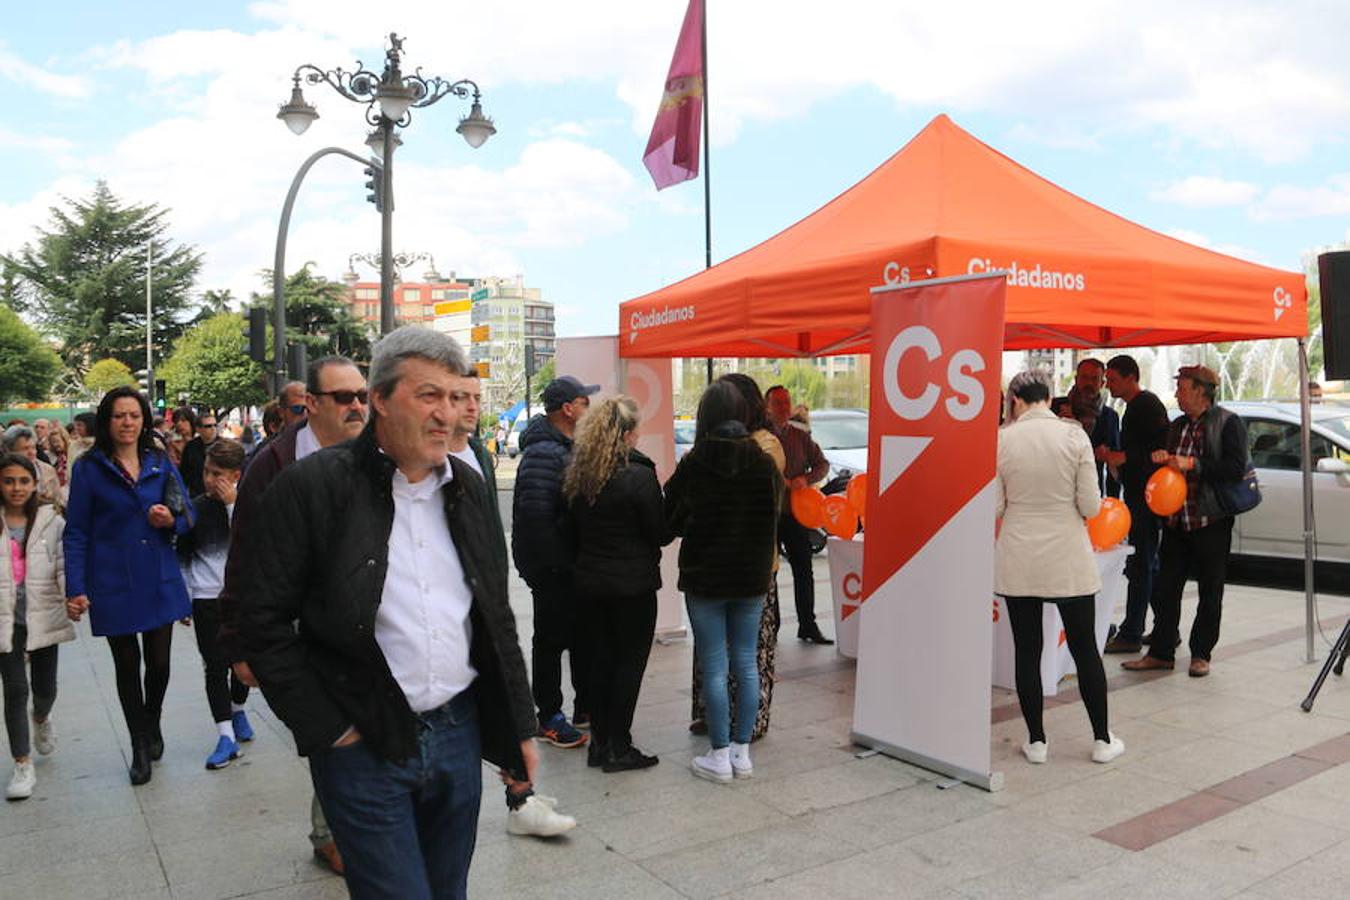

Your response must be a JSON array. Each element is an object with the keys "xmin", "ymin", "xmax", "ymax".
[
  {"xmin": 1123, "ymin": 365, "xmax": 1249, "ymax": 678},
  {"xmin": 512, "ymin": 375, "xmax": 600, "ymax": 748}
]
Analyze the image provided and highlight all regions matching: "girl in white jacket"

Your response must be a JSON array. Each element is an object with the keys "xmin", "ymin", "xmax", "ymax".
[{"xmin": 1, "ymin": 453, "xmax": 72, "ymax": 800}]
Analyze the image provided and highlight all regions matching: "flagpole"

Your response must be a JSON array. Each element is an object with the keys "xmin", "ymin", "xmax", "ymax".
[{"xmin": 703, "ymin": 0, "xmax": 714, "ymax": 384}]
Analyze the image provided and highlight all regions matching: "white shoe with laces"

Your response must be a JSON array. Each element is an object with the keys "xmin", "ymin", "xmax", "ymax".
[
  {"xmin": 691, "ymin": 746, "xmax": 733, "ymax": 784},
  {"xmin": 32, "ymin": 717, "xmax": 55, "ymax": 756},
  {"xmin": 507, "ymin": 795, "xmax": 577, "ymax": 837},
  {"xmin": 729, "ymin": 742, "xmax": 753, "ymax": 779},
  {"xmin": 1092, "ymin": 733, "xmax": 1125, "ymax": 763},
  {"xmin": 6, "ymin": 760, "xmax": 36, "ymax": 800},
  {"xmin": 1022, "ymin": 740, "xmax": 1048, "ymax": 764}
]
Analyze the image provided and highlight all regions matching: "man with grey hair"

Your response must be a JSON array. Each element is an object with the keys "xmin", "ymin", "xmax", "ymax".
[
  {"xmin": 279, "ymin": 380, "xmax": 309, "ymax": 429},
  {"xmin": 31, "ymin": 419, "xmax": 53, "ymax": 464},
  {"xmin": 240, "ymin": 327, "xmax": 538, "ymax": 899},
  {"xmin": 2, "ymin": 424, "xmax": 64, "ymax": 509}
]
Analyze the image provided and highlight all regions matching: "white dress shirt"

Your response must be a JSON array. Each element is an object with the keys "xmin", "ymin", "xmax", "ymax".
[
  {"xmin": 294, "ymin": 422, "xmax": 320, "ymax": 461},
  {"xmin": 449, "ymin": 445, "xmax": 483, "ymax": 479},
  {"xmin": 376, "ymin": 465, "xmax": 477, "ymax": 712}
]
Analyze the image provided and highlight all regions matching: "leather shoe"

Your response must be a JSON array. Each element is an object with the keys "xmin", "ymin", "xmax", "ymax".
[
  {"xmin": 1121, "ymin": 655, "xmax": 1174, "ymax": 671},
  {"xmin": 602, "ymin": 746, "xmax": 659, "ymax": 773},
  {"xmin": 1188, "ymin": 659, "xmax": 1211, "ymax": 678},
  {"xmin": 128, "ymin": 733, "xmax": 152, "ymax": 786},
  {"xmin": 1103, "ymin": 637, "xmax": 1142, "ymax": 654},
  {"xmin": 587, "ymin": 739, "xmax": 608, "ymax": 768},
  {"xmin": 313, "ymin": 841, "xmax": 344, "ymax": 876},
  {"xmin": 798, "ymin": 629, "xmax": 835, "ymax": 645},
  {"xmin": 1142, "ymin": 632, "xmax": 1182, "ymax": 649}
]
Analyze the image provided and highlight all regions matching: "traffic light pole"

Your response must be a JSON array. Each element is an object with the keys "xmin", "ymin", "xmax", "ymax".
[
  {"xmin": 145, "ymin": 240, "xmax": 154, "ymax": 406},
  {"xmin": 274, "ymin": 146, "xmax": 375, "ymax": 390}
]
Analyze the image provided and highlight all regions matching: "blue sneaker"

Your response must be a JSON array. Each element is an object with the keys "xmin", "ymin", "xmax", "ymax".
[
  {"xmin": 537, "ymin": 713, "xmax": 587, "ymax": 748},
  {"xmin": 205, "ymin": 736, "xmax": 240, "ymax": 770},
  {"xmin": 232, "ymin": 710, "xmax": 255, "ymax": 743}
]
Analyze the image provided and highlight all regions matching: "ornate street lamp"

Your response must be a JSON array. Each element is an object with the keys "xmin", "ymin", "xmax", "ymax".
[{"xmin": 279, "ymin": 32, "xmax": 494, "ymax": 334}]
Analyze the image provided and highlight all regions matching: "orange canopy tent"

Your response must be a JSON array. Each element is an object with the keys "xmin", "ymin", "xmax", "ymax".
[{"xmin": 618, "ymin": 115, "xmax": 1308, "ymax": 358}]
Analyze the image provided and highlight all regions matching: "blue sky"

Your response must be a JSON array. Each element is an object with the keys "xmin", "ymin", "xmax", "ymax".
[{"xmin": 4, "ymin": 0, "xmax": 1350, "ymax": 339}]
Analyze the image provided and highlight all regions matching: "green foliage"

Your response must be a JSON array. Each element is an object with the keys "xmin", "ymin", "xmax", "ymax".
[
  {"xmin": 0, "ymin": 306, "xmax": 62, "ymax": 406},
  {"xmin": 2, "ymin": 182, "xmax": 202, "ymax": 370},
  {"xmin": 84, "ymin": 357, "xmax": 137, "ymax": 396},
  {"xmin": 159, "ymin": 312, "xmax": 267, "ymax": 416},
  {"xmin": 250, "ymin": 265, "xmax": 373, "ymax": 364},
  {"xmin": 530, "ymin": 357, "xmax": 556, "ymax": 401},
  {"xmin": 756, "ymin": 361, "xmax": 827, "ymax": 409}
]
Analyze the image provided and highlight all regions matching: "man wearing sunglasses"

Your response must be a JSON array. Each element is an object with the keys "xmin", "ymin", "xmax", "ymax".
[
  {"xmin": 217, "ymin": 355, "xmax": 367, "ymax": 876},
  {"xmin": 180, "ymin": 409, "xmax": 220, "ymax": 497},
  {"xmin": 240, "ymin": 328, "xmax": 537, "ymax": 899}
]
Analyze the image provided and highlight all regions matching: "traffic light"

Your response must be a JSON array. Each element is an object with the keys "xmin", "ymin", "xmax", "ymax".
[
  {"xmin": 247, "ymin": 307, "xmax": 268, "ymax": 363},
  {"xmin": 134, "ymin": 368, "xmax": 150, "ymax": 392},
  {"xmin": 364, "ymin": 162, "xmax": 385, "ymax": 212},
  {"xmin": 524, "ymin": 344, "xmax": 537, "ymax": 378},
  {"xmin": 154, "ymin": 380, "xmax": 167, "ymax": 410}
]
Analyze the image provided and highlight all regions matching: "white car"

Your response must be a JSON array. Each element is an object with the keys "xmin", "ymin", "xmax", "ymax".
[
  {"xmin": 1223, "ymin": 401, "xmax": 1350, "ymax": 570},
  {"xmin": 806, "ymin": 409, "xmax": 869, "ymax": 483}
]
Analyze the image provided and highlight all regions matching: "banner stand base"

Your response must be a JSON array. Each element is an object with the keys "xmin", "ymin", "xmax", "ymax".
[{"xmin": 851, "ymin": 731, "xmax": 1004, "ymax": 793}]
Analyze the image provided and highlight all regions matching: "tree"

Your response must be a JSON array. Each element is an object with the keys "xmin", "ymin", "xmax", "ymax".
[
  {"xmin": 0, "ymin": 306, "xmax": 62, "ymax": 407},
  {"xmin": 84, "ymin": 358, "xmax": 137, "ymax": 396},
  {"xmin": 757, "ymin": 361, "xmax": 827, "ymax": 409},
  {"xmin": 189, "ymin": 288, "xmax": 238, "ymax": 325},
  {"xmin": 2, "ymin": 182, "xmax": 202, "ymax": 372},
  {"xmin": 159, "ymin": 312, "xmax": 267, "ymax": 416},
  {"xmin": 250, "ymin": 265, "xmax": 373, "ymax": 364},
  {"xmin": 530, "ymin": 357, "xmax": 556, "ymax": 402}
]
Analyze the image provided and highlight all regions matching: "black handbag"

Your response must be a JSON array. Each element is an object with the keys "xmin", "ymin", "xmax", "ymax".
[{"xmin": 1218, "ymin": 463, "xmax": 1262, "ymax": 515}]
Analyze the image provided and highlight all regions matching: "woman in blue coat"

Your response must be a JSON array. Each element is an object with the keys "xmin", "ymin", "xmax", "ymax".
[{"xmin": 64, "ymin": 387, "xmax": 192, "ymax": 785}]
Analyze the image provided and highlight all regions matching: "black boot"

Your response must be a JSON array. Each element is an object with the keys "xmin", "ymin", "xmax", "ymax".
[
  {"xmin": 587, "ymin": 738, "xmax": 609, "ymax": 769},
  {"xmin": 147, "ymin": 717, "xmax": 164, "ymax": 762},
  {"xmin": 129, "ymin": 733, "xmax": 153, "ymax": 786}
]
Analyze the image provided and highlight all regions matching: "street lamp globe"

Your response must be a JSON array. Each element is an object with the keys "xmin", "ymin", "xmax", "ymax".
[
  {"xmin": 277, "ymin": 78, "xmax": 319, "ymax": 135},
  {"xmin": 365, "ymin": 128, "xmax": 404, "ymax": 159},
  {"xmin": 376, "ymin": 82, "xmax": 419, "ymax": 123},
  {"xmin": 457, "ymin": 100, "xmax": 496, "ymax": 149}
]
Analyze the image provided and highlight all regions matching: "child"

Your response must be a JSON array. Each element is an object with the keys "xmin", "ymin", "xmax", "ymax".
[
  {"xmin": 1, "ymin": 453, "xmax": 71, "ymax": 800},
  {"xmin": 177, "ymin": 439, "xmax": 254, "ymax": 769}
]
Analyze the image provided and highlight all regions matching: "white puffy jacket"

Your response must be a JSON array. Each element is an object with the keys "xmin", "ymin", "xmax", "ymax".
[{"xmin": 0, "ymin": 505, "xmax": 73, "ymax": 653}]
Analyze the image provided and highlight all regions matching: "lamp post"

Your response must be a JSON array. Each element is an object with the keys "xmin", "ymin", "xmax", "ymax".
[{"xmin": 278, "ymin": 32, "xmax": 495, "ymax": 335}]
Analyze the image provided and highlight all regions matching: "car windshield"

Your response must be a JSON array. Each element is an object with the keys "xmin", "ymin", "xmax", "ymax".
[
  {"xmin": 674, "ymin": 421, "xmax": 696, "ymax": 443},
  {"xmin": 1319, "ymin": 415, "xmax": 1350, "ymax": 443},
  {"xmin": 809, "ymin": 416, "xmax": 868, "ymax": 450}
]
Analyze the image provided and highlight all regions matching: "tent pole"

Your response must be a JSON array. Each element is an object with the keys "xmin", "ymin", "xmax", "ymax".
[
  {"xmin": 702, "ymin": 0, "xmax": 713, "ymax": 385},
  {"xmin": 1299, "ymin": 337, "xmax": 1315, "ymax": 663}
]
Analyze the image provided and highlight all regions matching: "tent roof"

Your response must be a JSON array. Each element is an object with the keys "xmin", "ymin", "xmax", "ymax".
[{"xmin": 618, "ymin": 115, "xmax": 1307, "ymax": 359}]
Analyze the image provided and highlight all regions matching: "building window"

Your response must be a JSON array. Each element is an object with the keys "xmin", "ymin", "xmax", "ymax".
[{"xmin": 403, "ymin": 288, "xmax": 421, "ymax": 302}]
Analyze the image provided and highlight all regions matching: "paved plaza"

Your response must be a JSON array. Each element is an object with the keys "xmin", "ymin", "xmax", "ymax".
[{"xmin": 5, "ymin": 546, "xmax": 1350, "ymax": 899}]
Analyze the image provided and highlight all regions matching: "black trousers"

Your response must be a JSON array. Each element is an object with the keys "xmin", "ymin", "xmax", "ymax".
[
  {"xmin": 583, "ymin": 591, "xmax": 657, "ymax": 753},
  {"xmin": 778, "ymin": 513, "xmax": 818, "ymax": 632},
  {"xmin": 1148, "ymin": 518, "xmax": 1234, "ymax": 663},
  {"xmin": 192, "ymin": 598, "xmax": 249, "ymax": 723},
  {"xmin": 1005, "ymin": 596, "xmax": 1110, "ymax": 743},
  {"xmin": 106, "ymin": 623, "xmax": 174, "ymax": 737},
  {"xmin": 2, "ymin": 623, "xmax": 58, "ymax": 759},
  {"xmin": 527, "ymin": 569, "xmax": 590, "ymax": 723}
]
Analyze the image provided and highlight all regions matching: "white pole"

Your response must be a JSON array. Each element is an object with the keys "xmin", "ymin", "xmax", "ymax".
[{"xmin": 146, "ymin": 240, "xmax": 154, "ymax": 404}]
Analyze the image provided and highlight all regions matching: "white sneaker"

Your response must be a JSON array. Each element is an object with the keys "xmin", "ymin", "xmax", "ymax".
[
  {"xmin": 729, "ymin": 742, "xmax": 753, "ymax": 779},
  {"xmin": 6, "ymin": 761, "xmax": 36, "ymax": 800},
  {"xmin": 507, "ymin": 795, "xmax": 577, "ymax": 837},
  {"xmin": 1092, "ymin": 733, "xmax": 1125, "ymax": 764},
  {"xmin": 32, "ymin": 717, "xmax": 55, "ymax": 756},
  {"xmin": 691, "ymin": 747, "xmax": 732, "ymax": 784},
  {"xmin": 1022, "ymin": 740, "xmax": 1048, "ymax": 764}
]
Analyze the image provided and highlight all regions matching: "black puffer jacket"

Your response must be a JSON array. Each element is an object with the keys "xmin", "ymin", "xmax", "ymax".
[
  {"xmin": 664, "ymin": 424, "xmax": 783, "ymax": 598},
  {"xmin": 567, "ymin": 450, "xmax": 667, "ymax": 597},
  {"xmin": 237, "ymin": 424, "xmax": 536, "ymax": 775},
  {"xmin": 511, "ymin": 415, "xmax": 574, "ymax": 581}
]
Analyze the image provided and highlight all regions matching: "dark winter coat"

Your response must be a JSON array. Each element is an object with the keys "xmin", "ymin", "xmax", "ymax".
[
  {"xmin": 63, "ymin": 448, "xmax": 193, "ymax": 637},
  {"xmin": 180, "ymin": 435, "xmax": 208, "ymax": 498},
  {"xmin": 567, "ymin": 449, "xmax": 668, "ymax": 597},
  {"xmin": 664, "ymin": 424, "xmax": 783, "ymax": 599},
  {"xmin": 511, "ymin": 415, "xmax": 575, "ymax": 582},
  {"xmin": 236, "ymin": 423, "xmax": 536, "ymax": 775},
  {"xmin": 1167, "ymin": 405, "xmax": 1249, "ymax": 522}
]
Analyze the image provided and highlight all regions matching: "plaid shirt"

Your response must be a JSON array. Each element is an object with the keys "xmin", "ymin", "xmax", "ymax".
[{"xmin": 1170, "ymin": 416, "xmax": 1208, "ymax": 532}]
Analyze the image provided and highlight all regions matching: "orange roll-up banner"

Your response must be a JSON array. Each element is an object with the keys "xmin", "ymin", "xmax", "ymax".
[{"xmin": 852, "ymin": 273, "xmax": 1007, "ymax": 791}]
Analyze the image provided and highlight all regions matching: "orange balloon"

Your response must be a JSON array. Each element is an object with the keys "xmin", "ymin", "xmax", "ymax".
[
  {"xmin": 845, "ymin": 472, "xmax": 869, "ymax": 517},
  {"xmin": 1086, "ymin": 497, "xmax": 1132, "ymax": 550},
  {"xmin": 790, "ymin": 487, "xmax": 827, "ymax": 528},
  {"xmin": 822, "ymin": 495, "xmax": 859, "ymax": 539},
  {"xmin": 1145, "ymin": 467, "xmax": 1187, "ymax": 516}
]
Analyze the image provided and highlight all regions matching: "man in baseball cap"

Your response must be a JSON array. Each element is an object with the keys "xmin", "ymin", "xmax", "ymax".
[{"xmin": 511, "ymin": 373, "xmax": 601, "ymax": 748}]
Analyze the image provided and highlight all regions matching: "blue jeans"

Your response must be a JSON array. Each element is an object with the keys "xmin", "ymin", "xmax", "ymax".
[
  {"xmin": 1118, "ymin": 493, "xmax": 1161, "ymax": 642},
  {"xmin": 309, "ymin": 690, "xmax": 482, "ymax": 900},
  {"xmin": 686, "ymin": 595, "xmax": 762, "ymax": 748}
]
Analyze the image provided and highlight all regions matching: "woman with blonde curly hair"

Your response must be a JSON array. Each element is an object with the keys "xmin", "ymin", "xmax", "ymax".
[{"xmin": 563, "ymin": 395, "xmax": 667, "ymax": 773}]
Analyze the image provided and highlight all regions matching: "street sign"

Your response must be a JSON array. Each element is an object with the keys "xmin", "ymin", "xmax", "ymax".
[
  {"xmin": 471, "ymin": 325, "xmax": 490, "ymax": 343},
  {"xmin": 471, "ymin": 288, "xmax": 490, "ymax": 302},
  {"xmin": 475, "ymin": 360, "xmax": 491, "ymax": 378}
]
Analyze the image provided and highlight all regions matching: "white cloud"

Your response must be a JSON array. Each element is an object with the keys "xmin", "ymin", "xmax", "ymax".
[
  {"xmin": 1151, "ymin": 176, "xmax": 1260, "ymax": 208},
  {"xmin": 0, "ymin": 46, "xmax": 89, "ymax": 98},
  {"xmin": 1162, "ymin": 227, "xmax": 1265, "ymax": 265},
  {"xmin": 1250, "ymin": 176, "xmax": 1350, "ymax": 222}
]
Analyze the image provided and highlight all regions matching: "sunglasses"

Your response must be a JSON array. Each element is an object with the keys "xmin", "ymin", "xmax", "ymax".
[
  {"xmin": 313, "ymin": 389, "xmax": 369, "ymax": 406},
  {"xmin": 287, "ymin": 404, "xmax": 306, "ymax": 415}
]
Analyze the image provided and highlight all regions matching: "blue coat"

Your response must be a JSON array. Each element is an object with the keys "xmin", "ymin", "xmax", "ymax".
[{"xmin": 63, "ymin": 449, "xmax": 192, "ymax": 637}]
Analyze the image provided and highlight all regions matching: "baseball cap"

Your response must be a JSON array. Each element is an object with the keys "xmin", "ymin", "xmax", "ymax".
[
  {"xmin": 1176, "ymin": 364, "xmax": 1220, "ymax": 389},
  {"xmin": 542, "ymin": 375, "xmax": 600, "ymax": 412}
]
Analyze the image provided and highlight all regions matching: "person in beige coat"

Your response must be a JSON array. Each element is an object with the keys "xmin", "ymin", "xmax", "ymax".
[
  {"xmin": 996, "ymin": 370, "xmax": 1123, "ymax": 766},
  {"xmin": 1, "ymin": 454, "xmax": 72, "ymax": 800}
]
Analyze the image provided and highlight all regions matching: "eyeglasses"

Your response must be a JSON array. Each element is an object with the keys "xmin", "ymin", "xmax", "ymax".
[
  {"xmin": 287, "ymin": 404, "xmax": 306, "ymax": 415},
  {"xmin": 313, "ymin": 389, "xmax": 369, "ymax": 406},
  {"xmin": 200, "ymin": 422, "xmax": 218, "ymax": 429}
]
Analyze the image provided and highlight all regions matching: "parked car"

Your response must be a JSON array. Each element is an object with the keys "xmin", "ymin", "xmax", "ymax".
[
  {"xmin": 807, "ymin": 409, "xmax": 869, "ymax": 484},
  {"xmin": 506, "ymin": 415, "xmax": 529, "ymax": 458},
  {"xmin": 1221, "ymin": 401, "xmax": 1350, "ymax": 573}
]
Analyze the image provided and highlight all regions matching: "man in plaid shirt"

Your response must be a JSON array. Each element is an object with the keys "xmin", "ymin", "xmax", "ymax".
[{"xmin": 1123, "ymin": 365, "xmax": 1249, "ymax": 678}]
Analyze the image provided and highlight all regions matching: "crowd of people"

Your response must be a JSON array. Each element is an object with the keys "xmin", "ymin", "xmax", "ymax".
[
  {"xmin": 995, "ymin": 355, "xmax": 1252, "ymax": 765},
  {"xmin": 0, "ymin": 329, "xmax": 1257, "ymax": 898}
]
